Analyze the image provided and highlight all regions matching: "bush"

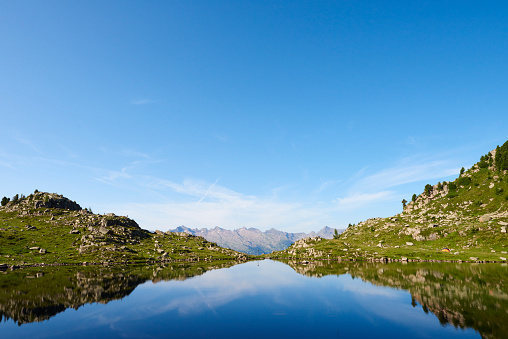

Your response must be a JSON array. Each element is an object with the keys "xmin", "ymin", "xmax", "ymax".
[
  {"xmin": 412, "ymin": 194, "xmax": 417, "ymax": 202},
  {"xmin": 456, "ymin": 176, "xmax": 472, "ymax": 186},
  {"xmin": 447, "ymin": 192, "xmax": 458, "ymax": 199},
  {"xmin": 12, "ymin": 194, "xmax": 19, "ymax": 203},
  {"xmin": 478, "ymin": 161, "xmax": 489, "ymax": 168},
  {"xmin": 1, "ymin": 196, "xmax": 10, "ymax": 206},
  {"xmin": 448, "ymin": 182, "xmax": 457, "ymax": 190},
  {"xmin": 495, "ymin": 187, "xmax": 504, "ymax": 195}
]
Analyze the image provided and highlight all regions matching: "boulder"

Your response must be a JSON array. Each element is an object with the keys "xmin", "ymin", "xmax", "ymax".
[
  {"xmin": 406, "ymin": 242, "xmax": 414, "ymax": 246},
  {"xmin": 501, "ymin": 226, "xmax": 507, "ymax": 234},
  {"xmin": 99, "ymin": 226, "xmax": 112, "ymax": 235},
  {"xmin": 479, "ymin": 215, "xmax": 492, "ymax": 222}
]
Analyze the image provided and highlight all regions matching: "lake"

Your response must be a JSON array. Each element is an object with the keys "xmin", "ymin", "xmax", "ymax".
[{"xmin": 1, "ymin": 260, "xmax": 506, "ymax": 338}]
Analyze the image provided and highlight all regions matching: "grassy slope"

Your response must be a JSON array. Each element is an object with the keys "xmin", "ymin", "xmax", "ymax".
[
  {"xmin": 0, "ymin": 193, "xmax": 250, "ymax": 267},
  {"xmin": 268, "ymin": 149, "xmax": 508, "ymax": 262}
]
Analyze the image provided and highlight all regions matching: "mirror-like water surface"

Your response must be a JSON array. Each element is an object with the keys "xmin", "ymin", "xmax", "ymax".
[{"xmin": 1, "ymin": 260, "xmax": 506, "ymax": 338}]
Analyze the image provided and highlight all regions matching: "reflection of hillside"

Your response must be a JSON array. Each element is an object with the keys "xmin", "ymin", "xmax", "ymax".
[
  {"xmin": 283, "ymin": 260, "xmax": 508, "ymax": 339},
  {"xmin": 0, "ymin": 261, "xmax": 237, "ymax": 325}
]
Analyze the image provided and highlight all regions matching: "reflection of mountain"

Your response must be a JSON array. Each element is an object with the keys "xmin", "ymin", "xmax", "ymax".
[
  {"xmin": 0, "ymin": 262, "xmax": 237, "ymax": 325},
  {"xmin": 169, "ymin": 226, "xmax": 342, "ymax": 254},
  {"xmin": 284, "ymin": 261, "xmax": 508, "ymax": 339}
]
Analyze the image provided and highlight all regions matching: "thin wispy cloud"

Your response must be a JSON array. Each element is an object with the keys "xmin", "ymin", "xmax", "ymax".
[
  {"xmin": 130, "ymin": 98, "xmax": 158, "ymax": 105},
  {"xmin": 334, "ymin": 191, "xmax": 396, "ymax": 209},
  {"xmin": 197, "ymin": 177, "xmax": 221, "ymax": 203},
  {"xmin": 12, "ymin": 133, "xmax": 46, "ymax": 156},
  {"xmin": 353, "ymin": 159, "xmax": 459, "ymax": 193},
  {"xmin": 213, "ymin": 134, "xmax": 229, "ymax": 143}
]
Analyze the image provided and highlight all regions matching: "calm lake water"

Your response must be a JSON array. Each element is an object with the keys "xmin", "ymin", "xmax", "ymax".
[{"xmin": 1, "ymin": 260, "xmax": 506, "ymax": 338}]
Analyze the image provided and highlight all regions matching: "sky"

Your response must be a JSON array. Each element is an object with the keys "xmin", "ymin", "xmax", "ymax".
[{"xmin": 1, "ymin": 1, "xmax": 507, "ymax": 232}]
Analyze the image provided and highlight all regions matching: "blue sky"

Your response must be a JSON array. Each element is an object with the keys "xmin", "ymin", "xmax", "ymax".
[{"xmin": 1, "ymin": 1, "xmax": 507, "ymax": 232}]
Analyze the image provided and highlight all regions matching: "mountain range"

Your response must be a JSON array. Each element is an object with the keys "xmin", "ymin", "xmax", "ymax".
[{"xmin": 168, "ymin": 226, "xmax": 342, "ymax": 254}]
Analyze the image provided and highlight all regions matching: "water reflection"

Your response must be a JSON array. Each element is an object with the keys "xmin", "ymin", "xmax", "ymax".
[
  {"xmin": 283, "ymin": 260, "xmax": 508, "ymax": 339},
  {"xmin": 0, "ymin": 261, "xmax": 238, "ymax": 325},
  {"xmin": 1, "ymin": 260, "xmax": 505, "ymax": 338}
]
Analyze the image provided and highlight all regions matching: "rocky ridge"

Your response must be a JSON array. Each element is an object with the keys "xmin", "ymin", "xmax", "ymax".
[
  {"xmin": 168, "ymin": 225, "xmax": 341, "ymax": 254},
  {"xmin": 0, "ymin": 192, "xmax": 251, "ymax": 268}
]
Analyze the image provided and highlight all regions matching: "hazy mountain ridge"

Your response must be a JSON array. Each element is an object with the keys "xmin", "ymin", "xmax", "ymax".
[{"xmin": 168, "ymin": 226, "xmax": 342, "ymax": 254}]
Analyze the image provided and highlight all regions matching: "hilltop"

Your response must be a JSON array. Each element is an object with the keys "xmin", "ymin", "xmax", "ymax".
[
  {"xmin": 168, "ymin": 225, "xmax": 341, "ymax": 254},
  {"xmin": 268, "ymin": 141, "xmax": 508, "ymax": 263},
  {"xmin": 0, "ymin": 192, "xmax": 250, "ymax": 269}
]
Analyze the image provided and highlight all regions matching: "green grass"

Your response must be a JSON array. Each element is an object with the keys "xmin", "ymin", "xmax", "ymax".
[
  {"xmin": 0, "ymin": 196, "xmax": 252, "ymax": 266},
  {"xmin": 266, "ymin": 160, "xmax": 508, "ymax": 262}
]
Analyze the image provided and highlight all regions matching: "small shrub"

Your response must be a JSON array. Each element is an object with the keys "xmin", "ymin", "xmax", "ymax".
[
  {"xmin": 495, "ymin": 187, "xmax": 504, "ymax": 195},
  {"xmin": 479, "ymin": 161, "xmax": 489, "ymax": 169},
  {"xmin": 447, "ymin": 192, "xmax": 458, "ymax": 199},
  {"xmin": 412, "ymin": 194, "xmax": 417, "ymax": 202},
  {"xmin": 456, "ymin": 176, "xmax": 472, "ymax": 186},
  {"xmin": 1, "ymin": 196, "xmax": 10, "ymax": 206},
  {"xmin": 12, "ymin": 194, "xmax": 19, "ymax": 203},
  {"xmin": 448, "ymin": 183, "xmax": 457, "ymax": 190}
]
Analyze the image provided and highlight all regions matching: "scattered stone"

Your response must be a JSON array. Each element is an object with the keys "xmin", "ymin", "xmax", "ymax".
[
  {"xmin": 401, "ymin": 257, "xmax": 408, "ymax": 262},
  {"xmin": 406, "ymin": 242, "xmax": 414, "ymax": 246},
  {"xmin": 479, "ymin": 215, "xmax": 492, "ymax": 222},
  {"xmin": 500, "ymin": 257, "xmax": 507, "ymax": 261},
  {"xmin": 499, "ymin": 221, "xmax": 508, "ymax": 226},
  {"xmin": 99, "ymin": 226, "xmax": 112, "ymax": 235},
  {"xmin": 69, "ymin": 229, "xmax": 80, "ymax": 234},
  {"xmin": 29, "ymin": 247, "xmax": 40, "ymax": 250},
  {"xmin": 415, "ymin": 235, "xmax": 425, "ymax": 241},
  {"xmin": 469, "ymin": 257, "xmax": 479, "ymax": 261},
  {"xmin": 39, "ymin": 248, "xmax": 47, "ymax": 254},
  {"xmin": 501, "ymin": 226, "xmax": 506, "ymax": 233}
]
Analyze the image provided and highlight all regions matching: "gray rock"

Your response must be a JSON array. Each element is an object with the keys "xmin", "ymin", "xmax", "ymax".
[
  {"xmin": 427, "ymin": 233, "xmax": 440, "ymax": 241},
  {"xmin": 479, "ymin": 215, "xmax": 492, "ymax": 222},
  {"xmin": 99, "ymin": 226, "xmax": 111, "ymax": 235},
  {"xmin": 39, "ymin": 248, "xmax": 46, "ymax": 254},
  {"xmin": 406, "ymin": 242, "xmax": 414, "ymax": 246},
  {"xmin": 69, "ymin": 229, "xmax": 80, "ymax": 234},
  {"xmin": 501, "ymin": 226, "xmax": 506, "ymax": 233},
  {"xmin": 29, "ymin": 246, "xmax": 40, "ymax": 250},
  {"xmin": 414, "ymin": 235, "xmax": 425, "ymax": 241}
]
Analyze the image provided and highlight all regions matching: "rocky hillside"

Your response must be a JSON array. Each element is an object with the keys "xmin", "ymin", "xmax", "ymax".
[
  {"xmin": 268, "ymin": 141, "xmax": 508, "ymax": 263},
  {"xmin": 168, "ymin": 225, "xmax": 342, "ymax": 254},
  {"xmin": 0, "ymin": 192, "xmax": 250, "ymax": 268}
]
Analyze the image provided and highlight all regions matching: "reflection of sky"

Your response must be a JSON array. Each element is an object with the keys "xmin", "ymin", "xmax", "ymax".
[{"xmin": 1, "ymin": 260, "xmax": 480, "ymax": 339}]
